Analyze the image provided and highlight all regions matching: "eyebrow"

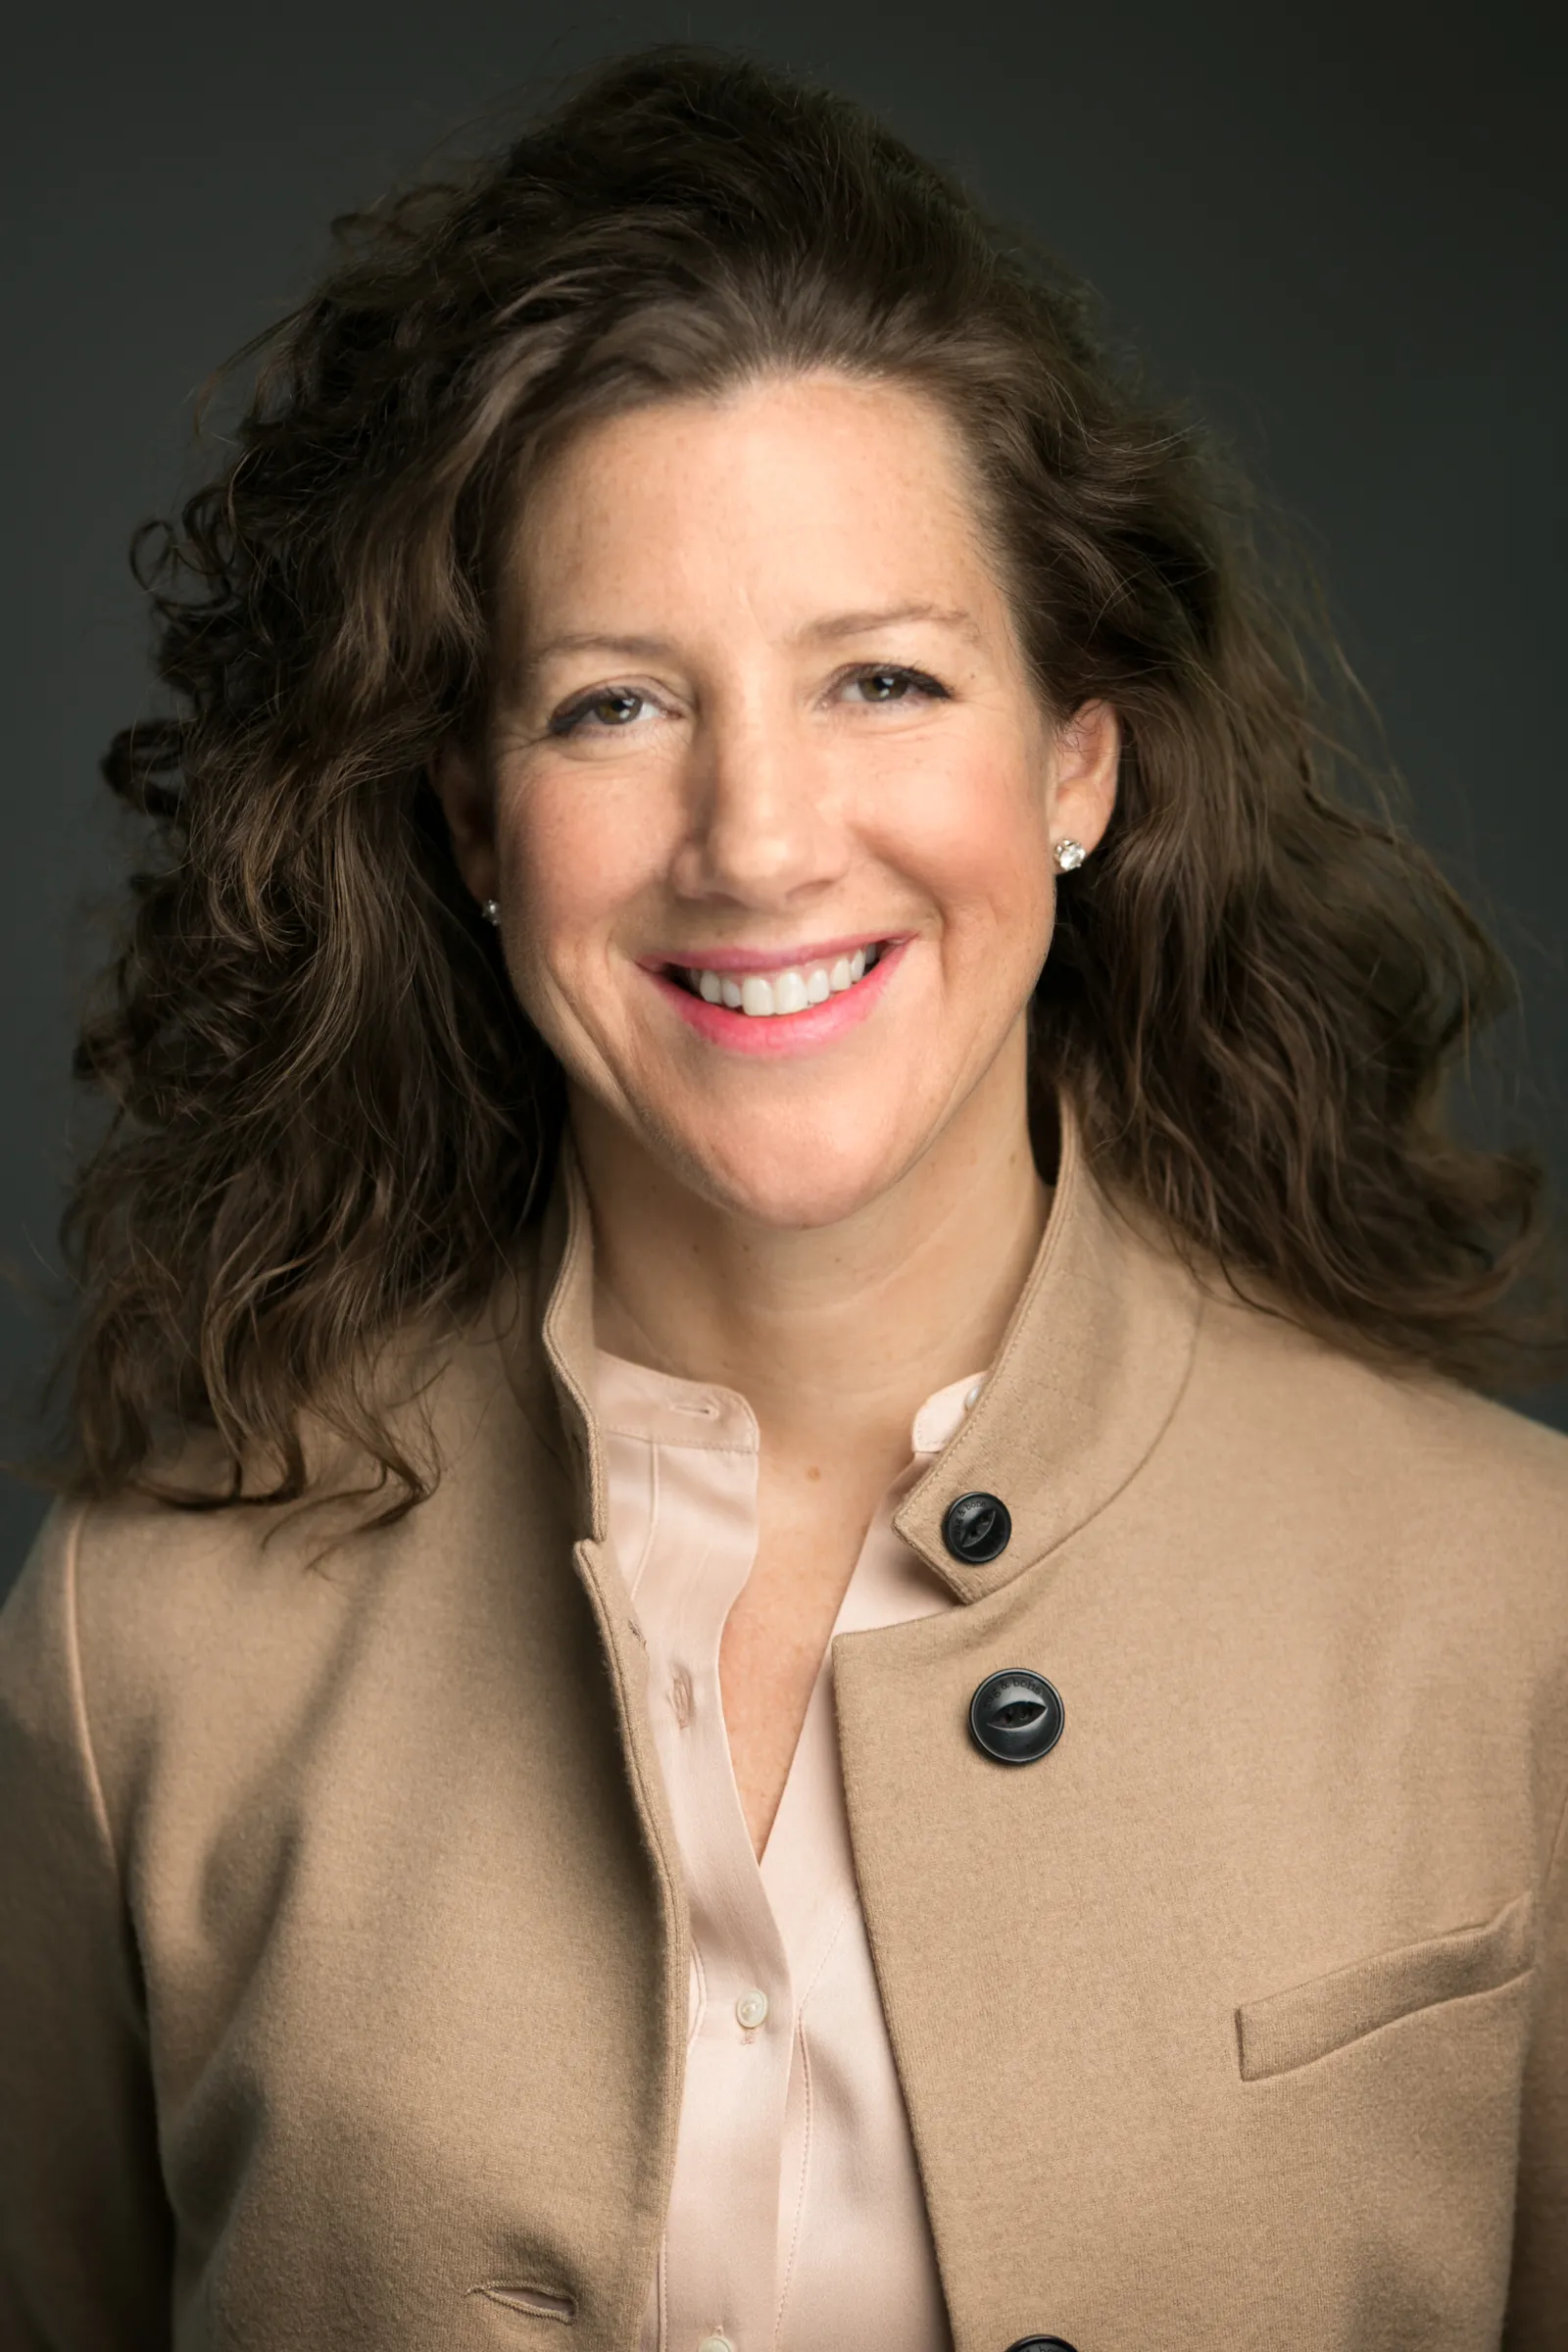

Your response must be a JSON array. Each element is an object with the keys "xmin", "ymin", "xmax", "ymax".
[
  {"xmin": 522, "ymin": 603, "xmax": 983, "ymax": 670},
  {"xmin": 796, "ymin": 602, "xmax": 983, "ymax": 646},
  {"xmin": 524, "ymin": 631, "xmax": 673, "ymax": 666}
]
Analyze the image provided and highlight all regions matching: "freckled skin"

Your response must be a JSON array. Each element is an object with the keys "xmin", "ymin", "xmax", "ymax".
[{"xmin": 434, "ymin": 372, "xmax": 1118, "ymax": 1851}]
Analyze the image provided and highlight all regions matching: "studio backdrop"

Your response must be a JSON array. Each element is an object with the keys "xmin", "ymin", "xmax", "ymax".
[{"xmin": 2, "ymin": 0, "xmax": 1562, "ymax": 1590}]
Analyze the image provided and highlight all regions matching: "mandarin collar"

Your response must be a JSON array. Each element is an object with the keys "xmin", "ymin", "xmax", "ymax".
[
  {"xmin": 519, "ymin": 1105, "xmax": 1201, "ymax": 1599},
  {"xmin": 890, "ymin": 1110, "xmax": 1201, "ymax": 1598}
]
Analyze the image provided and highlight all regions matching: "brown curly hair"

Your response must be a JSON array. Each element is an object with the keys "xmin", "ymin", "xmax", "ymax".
[{"xmin": 52, "ymin": 44, "xmax": 1559, "ymax": 1514}]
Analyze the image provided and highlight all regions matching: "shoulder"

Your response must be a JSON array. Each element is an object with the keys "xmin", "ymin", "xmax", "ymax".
[
  {"xmin": 1145, "ymin": 1280, "xmax": 1568, "ymax": 1883},
  {"xmin": 1177, "ymin": 1277, "xmax": 1567, "ymax": 1619},
  {"xmin": 0, "ymin": 1304, "xmax": 565, "ymax": 1847},
  {"xmin": 1194, "ymin": 1277, "xmax": 1567, "ymax": 1494}
]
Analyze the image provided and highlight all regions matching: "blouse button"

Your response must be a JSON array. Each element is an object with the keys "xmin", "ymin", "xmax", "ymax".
[
  {"xmin": 735, "ymin": 1988, "xmax": 769, "ymax": 2031},
  {"xmin": 698, "ymin": 2337, "xmax": 734, "ymax": 2352}
]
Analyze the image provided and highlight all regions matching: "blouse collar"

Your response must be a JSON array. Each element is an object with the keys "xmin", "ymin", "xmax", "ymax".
[{"xmin": 509, "ymin": 1099, "xmax": 1202, "ymax": 1605}]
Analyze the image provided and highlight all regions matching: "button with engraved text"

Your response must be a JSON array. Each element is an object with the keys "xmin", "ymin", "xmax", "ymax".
[
  {"xmin": 942, "ymin": 1491, "xmax": 1011, "ymax": 1564},
  {"xmin": 969, "ymin": 1670, "xmax": 1065, "ymax": 1764}
]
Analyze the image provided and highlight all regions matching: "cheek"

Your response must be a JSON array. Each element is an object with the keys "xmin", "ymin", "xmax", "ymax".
[
  {"xmin": 880, "ymin": 741, "xmax": 1054, "ymax": 945},
  {"xmin": 495, "ymin": 773, "xmax": 664, "ymax": 993}
]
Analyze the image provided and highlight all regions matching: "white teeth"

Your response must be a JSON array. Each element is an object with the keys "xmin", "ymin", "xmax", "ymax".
[{"xmin": 684, "ymin": 947, "xmax": 884, "ymax": 1016}]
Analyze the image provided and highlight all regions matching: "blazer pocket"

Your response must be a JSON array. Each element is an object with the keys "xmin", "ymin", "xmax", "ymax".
[{"xmin": 1236, "ymin": 1890, "xmax": 1535, "ymax": 2082}]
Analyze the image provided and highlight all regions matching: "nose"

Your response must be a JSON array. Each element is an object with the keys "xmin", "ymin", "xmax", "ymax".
[{"xmin": 668, "ymin": 695, "xmax": 849, "ymax": 911}]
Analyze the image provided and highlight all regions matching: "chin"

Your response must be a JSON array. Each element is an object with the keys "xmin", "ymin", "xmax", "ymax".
[{"xmin": 668, "ymin": 1122, "xmax": 914, "ymax": 1231}]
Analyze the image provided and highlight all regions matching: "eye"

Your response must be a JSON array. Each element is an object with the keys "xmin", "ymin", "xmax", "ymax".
[
  {"xmin": 840, "ymin": 663, "xmax": 950, "ymax": 707},
  {"xmin": 548, "ymin": 685, "xmax": 655, "ymax": 737}
]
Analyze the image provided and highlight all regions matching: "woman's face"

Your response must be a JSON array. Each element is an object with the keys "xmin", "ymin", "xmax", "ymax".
[{"xmin": 437, "ymin": 370, "xmax": 1118, "ymax": 1228}]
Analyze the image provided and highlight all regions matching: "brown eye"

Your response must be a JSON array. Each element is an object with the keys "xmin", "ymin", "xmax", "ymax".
[
  {"xmin": 843, "ymin": 664, "xmax": 948, "ymax": 706},
  {"xmin": 551, "ymin": 686, "xmax": 651, "ymax": 736},
  {"xmin": 581, "ymin": 688, "xmax": 645, "ymax": 727}
]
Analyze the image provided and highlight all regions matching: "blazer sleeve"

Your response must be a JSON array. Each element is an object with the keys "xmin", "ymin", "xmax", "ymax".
[
  {"xmin": 0, "ymin": 1504, "xmax": 173, "ymax": 2349},
  {"xmin": 1504, "ymin": 1773, "xmax": 1568, "ymax": 2348}
]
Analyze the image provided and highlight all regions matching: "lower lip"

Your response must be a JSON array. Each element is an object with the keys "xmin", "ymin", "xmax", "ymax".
[{"xmin": 648, "ymin": 943, "xmax": 908, "ymax": 1056}]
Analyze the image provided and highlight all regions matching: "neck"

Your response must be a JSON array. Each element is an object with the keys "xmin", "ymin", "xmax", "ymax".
[{"xmin": 568, "ymin": 1025, "xmax": 1048, "ymax": 1478}]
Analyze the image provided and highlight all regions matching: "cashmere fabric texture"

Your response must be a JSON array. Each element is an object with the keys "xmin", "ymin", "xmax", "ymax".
[{"xmin": 1, "ymin": 1113, "xmax": 1565, "ymax": 2350}]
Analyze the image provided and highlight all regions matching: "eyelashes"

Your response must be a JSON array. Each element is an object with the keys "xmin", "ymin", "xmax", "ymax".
[
  {"xmin": 547, "ymin": 685, "xmax": 650, "ymax": 737},
  {"xmin": 544, "ymin": 662, "xmax": 953, "ymax": 740},
  {"xmin": 840, "ymin": 663, "xmax": 951, "ymax": 707}
]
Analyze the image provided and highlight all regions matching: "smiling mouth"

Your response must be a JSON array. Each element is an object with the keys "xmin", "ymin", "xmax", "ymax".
[{"xmin": 667, "ymin": 943, "xmax": 887, "ymax": 1018}]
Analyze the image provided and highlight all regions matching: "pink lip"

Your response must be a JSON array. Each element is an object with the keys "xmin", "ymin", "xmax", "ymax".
[
  {"xmin": 636, "ymin": 931, "xmax": 900, "ymax": 978},
  {"xmin": 648, "ymin": 938, "xmax": 909, "ymax": 1056}
]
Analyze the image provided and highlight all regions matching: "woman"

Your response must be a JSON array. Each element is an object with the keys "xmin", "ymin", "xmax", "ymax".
[{"xmin": 0, "ymin": 45, "xmax": 1562, "ymax": 2352}]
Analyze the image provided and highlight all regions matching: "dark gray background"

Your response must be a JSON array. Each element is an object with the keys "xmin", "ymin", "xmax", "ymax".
[{"xmin": 3, "ymin": 0, "xmax": 1564, "ymax": 1592}]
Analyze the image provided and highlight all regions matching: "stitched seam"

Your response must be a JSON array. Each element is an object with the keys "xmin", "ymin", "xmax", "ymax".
[
  {"xmin": 572, "ymin": 1539, "xmax": 689, "ymax": 2291},
  {"xmin": 60, "ymin": 1503, "xmax": 120, "ymax": 1885},
  {"xmin": 771, "ymin": 1890, "xmax": 852, "ymax": 2345},
  {"xmin": 796, "ymin": 1887, "xmax": 857, "ymax": 2015},
  {"xmin": 774, "ymin": 2017, "xmax": 813, "ymax": 2349},
  {"xmin": 625, "ymin": 1438, "xmax": 659, "ymax": 1602},
  {"xmin": 686, "ymin": 1935, "xmax": 708, "ymax": 2047}
]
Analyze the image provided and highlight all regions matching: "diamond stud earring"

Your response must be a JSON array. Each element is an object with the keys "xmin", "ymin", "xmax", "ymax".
[
  {"xmin": 1053, "ymin": 838, "xmax": 1088, "ymax": 873},
  {"xmin": 481, "ymin": 898, "xmax": 501, "ymax": 926}
]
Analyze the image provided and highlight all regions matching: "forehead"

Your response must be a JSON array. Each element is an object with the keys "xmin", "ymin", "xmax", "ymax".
[{"xmin": 504, "ymin": 370, "xmax": 1009, "ymax": 644}]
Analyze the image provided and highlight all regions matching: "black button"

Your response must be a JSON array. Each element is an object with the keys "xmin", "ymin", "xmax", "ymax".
[
  {"xmin": 969, "ymin": 1669, "xmax": 1064, "ymax": 1764},
  {"xmin": 1004, "ymin": 2339, "xmax": 1078, "ymax": 2351},
  {"xmin": 942, "ymin": 1491, "xmax": 1011, "ymax": 1564}
]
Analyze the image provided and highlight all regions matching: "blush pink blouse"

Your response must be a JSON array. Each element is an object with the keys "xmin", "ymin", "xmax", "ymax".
[{"xmin": 594, "ymin": 1347, "xmax": 983, "ymax": 2352}]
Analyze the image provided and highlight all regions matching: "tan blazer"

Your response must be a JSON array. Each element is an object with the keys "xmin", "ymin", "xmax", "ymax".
[{"xmin": 2, "ymin": 1120, "xmax": 1565, "ymax": 2352}]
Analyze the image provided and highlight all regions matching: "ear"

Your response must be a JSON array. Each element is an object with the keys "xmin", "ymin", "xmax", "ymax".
[
  {"xmin": 428, "ymin": 740, "xmax": 501, "ymax": 910},
  {"xmin": 1046, "ymin": 698, "xmax": 1120, "ymax": 856}
]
